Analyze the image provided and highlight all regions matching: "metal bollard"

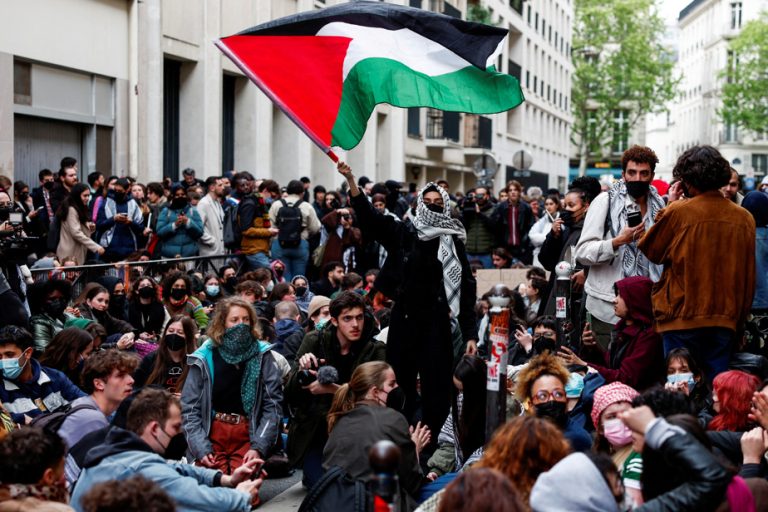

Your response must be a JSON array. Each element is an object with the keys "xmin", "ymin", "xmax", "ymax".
[{"xmin": 369, "ymin": 440, "xmax": 401, "ymax": 512}]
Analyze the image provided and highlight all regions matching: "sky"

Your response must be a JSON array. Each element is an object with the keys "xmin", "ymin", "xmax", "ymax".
[{"xmin": 659, "ymin": 0, "xmax": 691, "ymax": 23}]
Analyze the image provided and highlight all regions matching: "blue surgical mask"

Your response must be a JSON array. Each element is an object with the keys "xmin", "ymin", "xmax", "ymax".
[
  {"xmin": 206, "ymin": 285, "xmax": 220, "ymax": 297},
  {"xmin": 667, "ymin": 372, "xmax": 695, "ymax": 390},
  {"xmin": 1, "ymin": 352, "xmax": 29, "ymax": 380},
  {"xmin": 565, "ymin": 372, "xmax": 585, "ymax": 398},
  {"xmin": 315, "ymin": 318, "xmax": 329, "ymax": 331}
]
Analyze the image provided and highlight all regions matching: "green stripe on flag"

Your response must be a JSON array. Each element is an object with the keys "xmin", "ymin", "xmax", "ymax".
[{"xmin": 331, "ymin": 57, "xmax": 524, "ymax": 149}]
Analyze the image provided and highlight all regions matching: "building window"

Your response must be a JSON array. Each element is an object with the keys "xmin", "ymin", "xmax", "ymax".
[
  {"xmin": 407, "ymin": 108, "xmax": 421, "ymax": 137},
  {"xmin": 222, "ymin": 74, "xmax": 235, "ymax": 174},
  {"xmin": 508, "ymin": 59, "xmax": 522, "ymax": 81},
  {"xmin": 753, "ymin": 154, "xmax": 768, "ymax": 176},
  {"xmin": 730, "ymin": 2, "xmax": 742, "ymax": 29},
  {"xmin": 612, "ymin": 109, "xmax": 629, "ymax": 154},
  {"xmin": 509, "ymin": 0, "xmax": 523, "ymax": 15},
  {"xmin": 535, "ymin": 12, "xmax": 539, "ymax": 30},
  {"xmin": 533, "ymin": 76, "xmax": 538, "ymax": 93},
  {"xmin": 725, "ymin": 123, "xmax": 739, "ymax": 143},
  {"xmin": 163, "ymin": 59, "xmax": 181, "ymax": 180},
  {"xmin": 526, "ymin": 70, "xmax": 530, "ymax": 88},
  {"xmin": 527, "ymin": 4, "xmax": 531, "ymax": 24}
]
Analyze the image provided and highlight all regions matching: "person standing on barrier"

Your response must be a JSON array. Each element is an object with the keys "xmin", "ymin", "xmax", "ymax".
[
  {"xmin": 56, "ymin": 183, "xmax": 104, "ymax": 264},
  {"xmin": 339, "ymin": 163, "xmax": 477, "ymax": 449}
]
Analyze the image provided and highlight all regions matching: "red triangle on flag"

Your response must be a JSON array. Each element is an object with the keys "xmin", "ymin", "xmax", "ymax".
[{"xmin": 220, "ymin": 35, "xmax": 351, "ymax": 149}]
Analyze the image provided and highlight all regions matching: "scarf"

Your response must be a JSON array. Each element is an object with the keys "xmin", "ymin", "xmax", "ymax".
[
  {"xmin": 608, "ymin": 181, "xmax": 664, "ymax": 281},
  {"xmin": 411, "ymin": 183, "xmax": 467, "ymax": 318},
  {"xmin": 218, "ymin": 323, "xmax": 262, "ymax": 414}
]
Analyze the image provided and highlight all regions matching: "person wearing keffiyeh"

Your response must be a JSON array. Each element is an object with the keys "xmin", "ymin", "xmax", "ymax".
[{"xmin": 340, "ymin": 162, "xmax": 477, "ymax": 450}]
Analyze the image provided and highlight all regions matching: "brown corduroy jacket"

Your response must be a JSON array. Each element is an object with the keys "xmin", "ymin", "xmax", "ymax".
[{"xmin": 638, "ymin": 191, "xmax": 755, "ymax": 333}]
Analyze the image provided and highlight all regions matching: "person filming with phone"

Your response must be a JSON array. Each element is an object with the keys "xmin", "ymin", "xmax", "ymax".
[{"xmin": 574, "ymin": 146, "xmax": 665, "ymax": 350}]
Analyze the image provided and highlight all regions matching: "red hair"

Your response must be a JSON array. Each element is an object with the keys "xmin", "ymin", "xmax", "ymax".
[{"xmin": 709, "ymin": 370, "xmax": 760, "ymax": 431}]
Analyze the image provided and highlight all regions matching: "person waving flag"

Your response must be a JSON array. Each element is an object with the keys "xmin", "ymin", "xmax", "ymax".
[{"xmin": 216, "ymin": 0, "xmax": 524, "ymax": 159}]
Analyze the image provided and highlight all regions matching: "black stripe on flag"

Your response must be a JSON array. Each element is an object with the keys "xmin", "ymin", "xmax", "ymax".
[{"xmin": 234, "ymin": 0, "xmax": 506, "ymax": 71}]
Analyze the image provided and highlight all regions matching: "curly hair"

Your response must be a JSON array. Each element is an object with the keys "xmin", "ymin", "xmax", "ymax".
[
  {"xmin": 672, "ymin": 145, "xmax": 731, "ymax": 192},
  {"xmin": 621, "ymin": 145, "xmax": 659, "ymax": 173},
  {"xmin": 709, "ymin": 370, "xmax": 760, "ymax": 431},
  {"xmin": 515, "ymin": 352, "xmax": 570, "ymax": 402},
  {"xmin": 476, "ymin": 416, "xmax": 570, "ymax": 502}
]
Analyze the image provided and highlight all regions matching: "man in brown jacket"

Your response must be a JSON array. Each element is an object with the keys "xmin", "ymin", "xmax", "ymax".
[{"xmin": 639, "ymin": 145, "xmax": 755, "ymax": 383}]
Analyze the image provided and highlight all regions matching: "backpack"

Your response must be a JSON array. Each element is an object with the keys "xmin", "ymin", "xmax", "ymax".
[
  {"xmin": 276, "ymin": 199, "xmax": 304, "ymax": 248},
  {"xmin": 299, "ymin": 466, "xmax": 370, "ymax": 512},
  {"xmin": 29, "ymin": 402, "xmax": 100, "ymax": 433},
  {"xmin": 223, "ymin": 202, "xmax": 242, "ymax": 250}
]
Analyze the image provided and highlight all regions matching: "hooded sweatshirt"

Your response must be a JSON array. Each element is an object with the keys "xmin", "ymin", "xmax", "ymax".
[
  {"xmin": 71, "ymin": 427, "xmax": 250, "ymax": 512},
  {"xmin": 582, "ymin": 276, "xmax": 665, "ymax": 391},
  {"xmin": 530, "ymin": 452, "xmax": 619, "ymax": 511}
]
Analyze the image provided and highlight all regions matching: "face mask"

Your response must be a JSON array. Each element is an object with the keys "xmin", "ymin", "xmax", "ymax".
[
  {"xmin": 534, "ymin": 400, "xmax": 568, "ymax": 428},
  {"xmin": 315, "ymin": 317, "xmax": 329, "ymax": 331},
  {"xmin": 155, "ymin": 427, "xmax": 187, "ymax": 460},
  {"xmin": 625, "ymin": 181, "xmax": 650, "ymax": 200},
  {"xmin": 425, "ymin": 203, "xmax": 443, "ymax": 214},
  {"xmin": 565, "ymin": 373, "xmax": 585, "ymax": 398},
  {"xmin": 44, "ymin": 181, "xmax": 55, "ymax": 191},
  {"xmin": 295, "ymin": 286, "xmax": 307, "ymax": 297},
  {"xmin": 206, "ymin": 285, "xmax": 220, "ymax": 297},
  {"xmin": 222, "ymin": 323, "xmax": 253, "ymax": 351},
  {"xmin": 19, "ymin": 193, "xmax": 29, "ymax": 202},
  {"xmin": 44, "ymin": 298, "xmax": 68, "ymax": 318},
  {"xmin": 533, "ymin": 336, "xmax": 558, "ymax": 355},
  {"xmin": 111, "ymin": 295, "xmax": 126, "ymax": 310},
  {"xmin": 225, "ymin": 277, "xmax": 237, "ymax": 289},
  {"xmin": 275, "ymin": 267, "xmax": 284, "ymax": 277},
  {"xmin": 384, "ymin": 386, "xmax": 406, "ymax": 413},
  {"xmin": 266, "ymin": 281, "xmax": 274, "ymax": 293},
  {"xmin": 559, "ymin": 209, "xmax": 576, "ymax": 228},
  {"xmin": 171, "ymin": 197, "xmax": 188, "ymax": 210},
  {"xmin": 603, "ymin": 418, "xmax": 633, "ymax": 447},
  {"xmin": 164, "ymin": 333, "xmax": 186, "ymax": 352},
  {"xmin": 0, "ymin": 207, "xmax": 11, "ymax": 222},
  {"xmin": 170, "ymin": 288, "xmax": 187, "ymax": 301},
  {"xmin": 667, "ymin": 372, "xmax": 695, "ymax": 391},
  {"xmin": 138, "ymin": 286, "xmax": 155, "ymax": 299},
  {"xmin": 114, "ymin": 192, "xmax": 126, "ymax": 203},
  {"xmin": 223, "ymin": 186, "xmax": 232, "ymax": 197},
  {"xmin": 1, "ymin": 352, "xmax": 29, "ymax": 380},
  {"xmin": 265, "ymin": 197, "xmax": 274, "ymax": 205}
]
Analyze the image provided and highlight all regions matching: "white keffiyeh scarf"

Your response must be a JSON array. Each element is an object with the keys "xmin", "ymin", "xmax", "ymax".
[{"xmin": 411, "ymin": 183, "xmax": 467, "ymax": 318}]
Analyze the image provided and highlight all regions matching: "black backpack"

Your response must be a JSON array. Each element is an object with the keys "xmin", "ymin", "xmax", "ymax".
[
  {"xmin": 299, "ymin": 466, "xmax": 370, "ymax": 512},
  {"xmin": 276, "ymin": 199, "xmax": 304, "ymax": 248},
  {"xmin": 223, "ymin": 202, "xmax": 242, "ymax": 250},
  {"xmin": 29, "ymin": 402, "xmax": 100, "ymax": 432}
]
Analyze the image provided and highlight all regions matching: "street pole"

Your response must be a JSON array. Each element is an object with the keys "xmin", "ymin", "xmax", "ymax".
[
  {"xmin": 485, "ymin": 284, "xmax": 511, "ymax": 443},
  {"xmin": 554, "ymin": 261, "xmax": 573, "ymax": 348},
  {"xmin": 369, "ymin": 440, "xmax": 401, "ymax": 512}
]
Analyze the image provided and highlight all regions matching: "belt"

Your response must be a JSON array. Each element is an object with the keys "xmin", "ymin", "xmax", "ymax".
[{"xmin": 214, "ymin": 412, "xmax": 245, "ymax": 425}]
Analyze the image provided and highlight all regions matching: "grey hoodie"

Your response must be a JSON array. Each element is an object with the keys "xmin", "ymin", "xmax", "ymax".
[{"xmin": 530, "ymin": 452, "xmax": 618, "ymax": 512}]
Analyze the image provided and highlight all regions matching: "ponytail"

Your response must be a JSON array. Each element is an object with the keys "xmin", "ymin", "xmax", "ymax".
[{"xmin": 327, "ymin": 383, "xmax": 355, "ymax": 433}]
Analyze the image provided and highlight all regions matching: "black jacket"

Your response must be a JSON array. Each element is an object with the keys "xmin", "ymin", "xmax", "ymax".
[
  {"xmin": 350, "ymin": 193, "xmax": 477, "ymax": 344},
  {"xmin": 491, "ymin": 200, "xmax": 534, "ymax": 249}
]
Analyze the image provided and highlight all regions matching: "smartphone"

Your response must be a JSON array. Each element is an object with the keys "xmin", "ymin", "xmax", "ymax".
[
  {"xmin": 585, "ymin": 311, "xmax": 592, "ymax": 327},
  {"xmin": 627, "ymin": 210, "xmax": 642, "ymax": 228}
]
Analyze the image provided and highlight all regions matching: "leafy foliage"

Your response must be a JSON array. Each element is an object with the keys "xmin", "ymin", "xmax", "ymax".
[{"xmin": 718, "ymin": 13, "xmax": 768, "ymax": 135}]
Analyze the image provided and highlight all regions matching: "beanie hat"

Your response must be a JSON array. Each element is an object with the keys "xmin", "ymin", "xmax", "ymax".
[
  {"xmin": 591, "ymin": 382, "xmax": 639, "ymax": 429},
  {"xmin": 307, "ymin": 295, "xmax": 331, "ymax": 319}
]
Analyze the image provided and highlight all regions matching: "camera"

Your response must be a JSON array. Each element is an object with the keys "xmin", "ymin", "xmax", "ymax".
[{"xmin": 297, "ymin": 364, "xmax": 339, "ymax": 386}]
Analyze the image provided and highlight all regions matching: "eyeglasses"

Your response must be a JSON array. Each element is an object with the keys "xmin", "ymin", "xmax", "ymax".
[{"xmin": 533, "ymin": 389, "xmax": 566, "ymax": 403}]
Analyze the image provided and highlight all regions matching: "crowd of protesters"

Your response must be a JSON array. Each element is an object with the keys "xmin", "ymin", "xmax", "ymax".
[{"xmin": 0, "ymin": 144, "xmax": 767, "ymax": 511}]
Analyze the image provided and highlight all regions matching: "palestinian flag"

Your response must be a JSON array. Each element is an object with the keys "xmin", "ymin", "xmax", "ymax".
[{"xmin": 216, "ymin": 1, "xmax": 524, "ymax": 154}]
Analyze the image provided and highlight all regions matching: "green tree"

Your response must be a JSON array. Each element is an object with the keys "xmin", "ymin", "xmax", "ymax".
[
  {"xmin": 571, "ymin": 0, "xmax": 678, "ymax": 175},
  {"xmin": 719, "ymin": 13, "xmax": 768, "ymax": 135}
]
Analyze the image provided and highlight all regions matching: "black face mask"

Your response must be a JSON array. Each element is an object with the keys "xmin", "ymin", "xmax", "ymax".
[
  {"xmin": 533, "ymin": 336, "xmax": 558, "ymax": 355},
  {"xmin": 275, "ymin": 267, "xmax": 284, "ymax": 277},
  {"xmin": 625, "ymin": 181, "xmax": 650, "ymax": 200},
  {"xmin": 295, "ymin": 286, "xmax": 308, "ymax": 297},
  {"xmin": 19, "ymin": 193, "xmax": 29, "ymax": 202},
  {"xmin": 560, "ymin": 209, "xmax": 583, "ymax": 229},
  {"xmin": 225, "ymin": 277, "xmax": 237, "ymax": 289},
  {"xmin": 43, "ymin": 181, "xmax": 55, "ymax": 191},
  {"xmin": 425, "ymin": 203, "xmax": 443, "ymax": 214},
  {"xmin": 385, "ymin": 386, "xmax": 407, "ymax": 413},
  {"xmin": 165, "ymin": 333, "xmax": 186, "ymax": 352},
  {"xmin": 534, "ymin": 400, "xmax": 568, "ymax": 428},
  {"xmin": 44, "ymin": 298, "xmax": 67, "ymax": 318},
  {"xmin": 162, "ymin": 431, "xmax": 188, "ymax": 460},
  {"xmin": 138, "ymin": 286, "xmax": 155, "ymax": 299},
  {"xmin": 170, "ymin": 288, "xmax": 187, "ymax": 301},
  {"xmin": 111, "ymin": 295, "xmax": 126, "ymax": 310},
  {"xmin": 0, "ymin": 207, "xmax": 11, "ymax": 222},
  {"xmin": 171, "ymin": 197, "xmax": 188, "ymax": 210},
  {"xmin": 114, "ymin": 192, "xmax": 126, "ymax": 203}
]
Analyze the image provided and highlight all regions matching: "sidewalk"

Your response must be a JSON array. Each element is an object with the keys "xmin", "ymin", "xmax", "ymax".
[{"xmin": 259, "ymin": 481, "xmax": 306, "ymax": 511}]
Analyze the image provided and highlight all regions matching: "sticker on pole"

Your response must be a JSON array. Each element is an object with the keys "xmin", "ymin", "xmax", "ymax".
[
  {"xmin": 556, "ymin": 297, "xmax": 567, "ymax": 318},
  {"xmin": 486, "ymin": 362, "xmax": 500, "ymax": 391}
]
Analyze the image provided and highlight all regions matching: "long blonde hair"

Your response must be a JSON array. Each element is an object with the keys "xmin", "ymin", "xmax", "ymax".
[
  {"xmin": 327, "ymin": 361, "xmax": 391, "ymax": 433},
  {"xmin": 206, "ymin": 297, "xmax": 262, "ymax": 345}
]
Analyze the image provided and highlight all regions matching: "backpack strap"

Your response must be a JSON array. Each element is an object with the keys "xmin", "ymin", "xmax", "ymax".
[{"xmin": 299, "ymin": 466, "xmax": 348, "ymax": 512}]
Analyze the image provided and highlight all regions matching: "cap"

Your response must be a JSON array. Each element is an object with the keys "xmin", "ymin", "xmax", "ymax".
[
  {"xmin": 307, "ymin": 295, "xmax": 331, "ymax": 319},
  {"xmin": 385, "ymin": 179, "xmax": 404, "ymax": 190},
  {"xmin": 591, "ymin": 382, "xmax": 639, "ymax": 429}
]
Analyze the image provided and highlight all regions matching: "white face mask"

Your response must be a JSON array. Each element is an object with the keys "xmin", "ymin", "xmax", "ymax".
[{"xmin": 266, "ymin": 281, "xmax": 274, "ymax": 293}]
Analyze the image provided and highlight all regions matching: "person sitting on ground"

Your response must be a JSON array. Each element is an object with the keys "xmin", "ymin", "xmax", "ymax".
[
  {"xmin": 72, "ymin": 387, "xmax": 263, "ymax": 511},
  {"xmin": 557, "ymin": 276, "xmax": 665, "ymax": 391},
  {"xmin": 435, "ymin": 468, "xmax": 525, "ymax": 512},
  {"xmin": 161, "ymin": 271, "xmax": 209, "ymax": 331},
  {"xmin": 0, "ymin": 427, "xmax": 72, "ymax": 510},
  {"xmin": 39, "ymin": 327, "xmax": 96, "ymax": 385},
  {"xmin": 515, "ymin": 352, "xmax": 592, "ymax": 452},
  {"xmin": 707, "ymin": 370, "xmax": 760, "ymax": 432},
  {"xmin": 324, "ymin": 361, "xmax": 428, "ymax": 510},
  {"xmin": 291, "ymin": 275, "xmax": 313, "ymax": 315},
  {"xmin": 133, "ymin": 316, "xmax": 197, "ymax": 393},
  {"xmin": 28, "ymin": 279, "xmax": 74, "ymax": 355},
  {"xmin": 273, "ymin": 301, "xmax": 305, "ymax": 362},
  {"xmin": 127, "ymin": 276, "xmax": 168, "ymax": 343},
  {"xmin": 0, "ymin": 325, "xmax": 85, "ymax": 424},
  {"xmin": 58, "ymin": 350, "xmax": 138, "ymax": 484},
  {"xmin": 78, "ymin": 474, "xmax": 176, "ymax": 512},
  {"xmin": 306, "ymin": 295, "xmax": 331, "ymax": 333},
  {"xmin": 74, "ymin": 284, "xmax": 137, "ymax": 349}
]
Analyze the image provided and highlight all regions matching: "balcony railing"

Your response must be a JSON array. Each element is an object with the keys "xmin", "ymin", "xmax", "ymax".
[
  {"xmin": 426, "ymin": 109, "xmax": 460, "ymax": 142},
  {"xmin": 464, "ymin": 114, "xmax": 492, "ymax": 149}
]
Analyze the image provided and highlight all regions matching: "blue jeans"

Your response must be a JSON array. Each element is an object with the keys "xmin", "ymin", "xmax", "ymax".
[
  {"xmin": 244, "ymin": 252, "xmax": 270, "ymax": 271},
  {"xmin": 466, "ymin": 253, "xmax": 492, "ymax": 269},
  {"xmin": 270, "ymin": 239, "xmax": 309, "ymax": 282},
  {"xmin": 663, "ymin": 327, "xmax": 733, "ymax": 384}
]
